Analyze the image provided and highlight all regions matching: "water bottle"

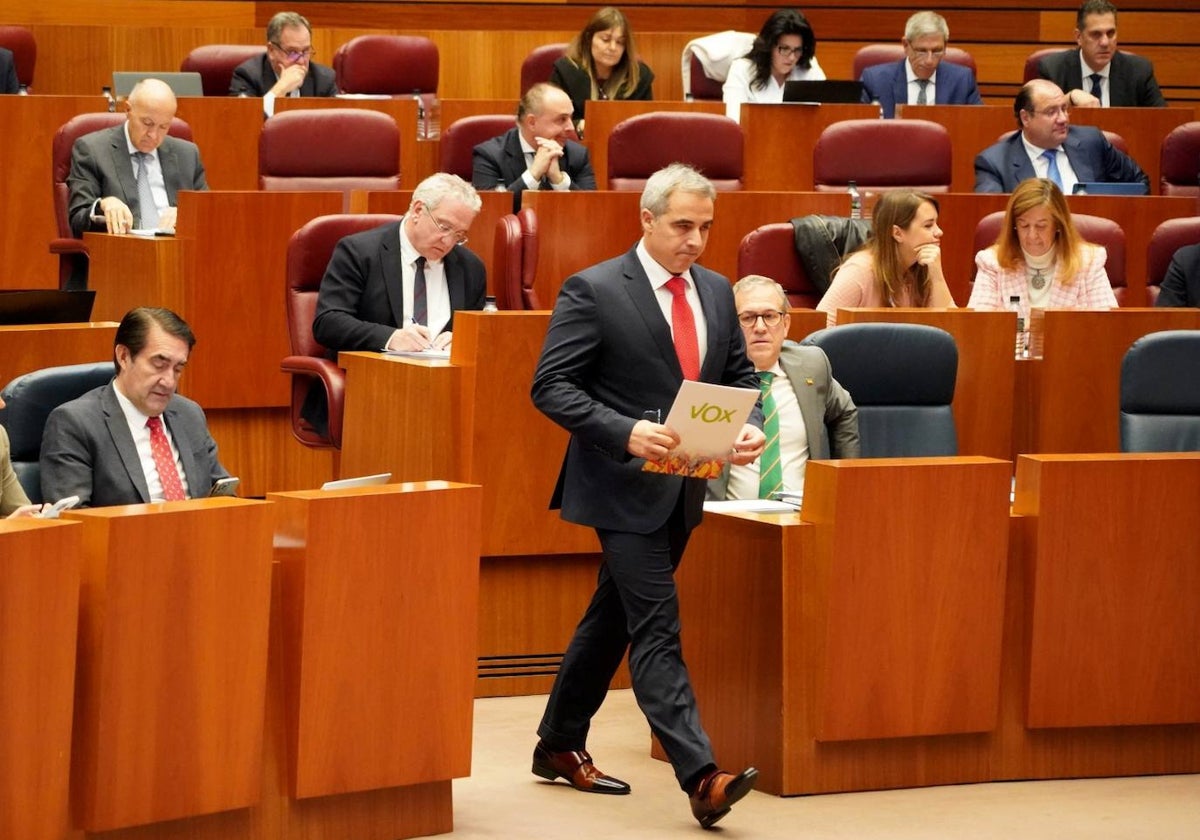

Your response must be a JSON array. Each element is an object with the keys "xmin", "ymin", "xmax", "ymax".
[
  {"xmin": 102, "ymin": 86, "xmax": 116, "ymax": 112},
  {"xmin": 847, "ymin": 180, "xmax": 862, "ymax": 220},
  {"xmin": 412, "ymin": 90, "xmax": 427, "ymax": 139},
  {"xmin": 1008, "ymin": 295, "xmax": 1027, "ymax": 358},
  {"xmin": 424, "ymin": 94, "xmax": 440, "ymax": 139},
  {"xmin": 482, "ymin": 295, "xmax": 498, "ymax": 313}
]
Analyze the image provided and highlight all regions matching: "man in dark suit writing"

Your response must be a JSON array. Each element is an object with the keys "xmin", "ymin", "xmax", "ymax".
[
  {"xmin": 974, "ymin": 79, "xmax": 1148, "ymax": 193},
  {"xmin": 67, "ymin": 78, "xmax": 208, "ymax": 237},
  {"xmin": 1037, "ymin": 0, "xmax": 1165, "ymax": 108},
  {"xmin": 228, "ymin": 11, "xmax": 337, "ymax": 103},
  {"xmin": 41, "ymin": 307, "xmax": 229, "ymax": 508},
  {"xmin": 530, "ymin": 164, "xmax": 764, "ymax": 829},
  {"xmin": 472, "ymin": 83, "xmax": 597, "ymax": 212},
  {"xmin": 859, "ymin": 11, "xmax": 983, "ymax": 119}
]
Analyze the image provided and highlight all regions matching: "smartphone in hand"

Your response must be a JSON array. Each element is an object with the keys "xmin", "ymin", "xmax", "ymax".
[
  {"xmin": 39, "ymin": 495, "xmax": 81, "ymax": 519},
  {"xmin": 209, "ymin": 477, "xmax": 240, "ymax": 497}
]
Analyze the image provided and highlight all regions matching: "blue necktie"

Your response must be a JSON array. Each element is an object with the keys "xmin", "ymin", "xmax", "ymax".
[
  {"xmin": 1041, "ymin": 149, "xmax": 1063, "ymax": 190},
  {"xmin": 1089, "ymin": 73, "xmax": 1103, "ymax": 101},
  {"xmin": 134, "ymin": 151, "xmax": 159, "ymax": 229}
]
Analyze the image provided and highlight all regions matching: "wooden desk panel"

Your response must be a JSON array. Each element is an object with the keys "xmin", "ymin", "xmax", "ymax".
[
  {"xmin": 84, "ymin": 232, "xmax": 186, "ymax": 321},
  {"xmin": 67, "ymin": 498, "xmax": 273, "ymax": 832},
  {"xmin": 349, "ymin": 190, "xmax": 512, "ymax": 295},
  {"xmin": 174, "ymin": 96, "xmax": 267, "ymax": 191},
  {"xmin": 0, "ymin": 519, "xmax": 81, "ymax": 840},
  {"xmin": 270, "ymin": 482, "xmax": 479, "ymax": 797},
  {"xmin": 580, "ymin": 100, "xmax": 725, "ymax": 190},
  {"xmin": 741, "ymin": 103, "xmax": 881, "ymax": 192},
  {"xmin": 0, "ymin": 322, "xmax": 118, "ymax": 387},
  {"xmin": 1016, "ymin": 453, "xmax": 1200, "ymax": 728},
  {"xmin": 838, "ymin": 308, "xmax": 1017, "ymax": 460},
  {"xmin": 1029, "ymin": 308, "xmax": 1200, "ymax": 454}
]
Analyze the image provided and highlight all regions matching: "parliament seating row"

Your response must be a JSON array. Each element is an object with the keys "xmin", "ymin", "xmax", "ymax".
[{"xmin": 0, "ymin": 482, "xmax": 479, "ymax": 840}]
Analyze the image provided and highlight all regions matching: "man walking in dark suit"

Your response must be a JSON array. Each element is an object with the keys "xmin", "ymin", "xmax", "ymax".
[
  {"xmin": 41, "ymin": 307, "xmax": 229, "ymax": 508},
  {"xmin": 67, "ymin": 78, "xmax": 208, "ymax": 237},
  {"xmin": 859, "ymin": 11, "xmax": 983, "ymax": 119},
  {"xmin": 974, "ymin": 79, "xmax": 1148, "ymax": 193},
  {"xmin": 1037, "ymin": 0, "xmax": 1165, "ymax": 108},
  {"xmin": 228, "ymin": 11, "xmax": 337, "ymax": 102},
  {"xmin": 530, "ymin": 164, "xmax": 764, "ymax": 829},
  {"xmin": 472, "ymin": 83, "xmax": 596, "ymax": 212}
]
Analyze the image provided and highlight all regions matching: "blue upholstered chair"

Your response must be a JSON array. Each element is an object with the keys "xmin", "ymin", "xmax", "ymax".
[
  {"xmin": 1119, "ymin": 330, "xmax": 1200, "ymax": 452},
  {"xmin": 801, "ymin": 323, "xmax": 958, "ymax": 457},
  {"xmin": 0, "ymin": 361, "xmax": 116, "ymax": 502}
]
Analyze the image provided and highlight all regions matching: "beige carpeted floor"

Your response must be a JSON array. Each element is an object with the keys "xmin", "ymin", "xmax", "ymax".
[{"xmin": 450, "ymin": 688, "xmax": 1200, "ymax": 839}]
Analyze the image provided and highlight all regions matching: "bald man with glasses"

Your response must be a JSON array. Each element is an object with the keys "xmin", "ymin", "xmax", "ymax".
[
  {"xmin": 229, "ymin": 10, "xmax": 337, "ymax": 104},
  {"xmin": 707, "ymin": 275, "xmax": 859, "ymax": 501}
]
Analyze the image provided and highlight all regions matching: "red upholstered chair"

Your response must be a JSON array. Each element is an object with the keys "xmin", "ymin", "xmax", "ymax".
[
  {"xmin": 333, "ymin": 35, "xmax": 439, "ymax": 95},
  {"xmin": 1160, "ymin": 122, "xmax": 1200, "ymax": 197},
  {"xmin": 607, "ymin": 112, "xmax": 743, "ymax": 191},
  {"xmin": 813, "ymin": 119, "xmax": 952, "ymax": 193},
  {"xmin": 1022, "ymin": 48, "xmax": 1061, "ymax": 83},
  {"xmin": 439, "ymin": 114, "xmax": 516, "ymax": 181},
  {"xmin": 493, "ymin": 208, "xmax": 541, "ymax": 310},
  {"xmin": 51, "ymin": 112, "xmax": 194, "ymax": 290},
  {"xmin": 282, "ymin": 213, "xmax": 402, "ymax": 449},
  {"xmin": 0, "ymin": 25, "xmax": 36, "ymax": 90},
  {"xmin": 973, "ymin": 210, "xmax": 1127, "ymax": 304},
  {"xmin": 521, "ymin": 43, "xmax": 567, "ymax": 94},
  {"xmin": 853, "ymin": 44, "xmax": 977, "ymax": 81},
  {"xmin": 738, "ymin": 223, "xmax": 821, "ymax": 308},
  {"xmin": 258, "ymin": 109, "xmax": 400, "ymax": 208},
  {"xmin": 180, "ymin": 44, "xmax": 267, "ymax": 96},
  {"xmin": 688, "ymin": 53, "xmax": 724, "ymax": 102},
  {"xmin": 1146, "ymin": 217, "xmax": 1200, "ymax": 305}
]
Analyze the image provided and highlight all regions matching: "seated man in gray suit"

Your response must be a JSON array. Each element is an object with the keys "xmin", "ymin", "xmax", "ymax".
[
  {"xmin": 974, "ymin": 79, "xmax": 1148, "ymax": 193},
  {"xmin": 1037, "ymin": 0, "xmax": 1165, "ymax": 108},
  {"xmin": 472, "ymin": 83, "xmax": 597, "ymax": 212},
  {"xmin": 41, "ymin": 307, "xmax": 229, "ymax": 508},
  {"xmin": 67, "ymin": 78, "xmax": 208, "ymax": 237},
  {"xmin": 708, "ymin": 275, "xmax": 859, "ymax": 500}
]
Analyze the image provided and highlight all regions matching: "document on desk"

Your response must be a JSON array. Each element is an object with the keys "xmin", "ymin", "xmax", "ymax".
[
  {"xmin": 642, "ymin": 380, "xmax": 758, "ymax": 479},
  {"xmin": 383, "ymin": 347, "xmax": 451, "ymax": 360},
  {"xmin": 703, "ymin": 499, "xmax": 797, "ymax": 514}
]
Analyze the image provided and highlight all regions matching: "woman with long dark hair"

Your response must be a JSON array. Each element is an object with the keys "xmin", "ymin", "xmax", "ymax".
[{"xmin": 723, "ymin": 9, "xmax": 823, "ymax": 121}]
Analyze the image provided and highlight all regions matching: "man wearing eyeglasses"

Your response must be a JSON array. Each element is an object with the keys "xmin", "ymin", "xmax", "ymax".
[
  {"xmin": 229, "ymin": 11, "xmax": 336, "ymax": 102},
  {"xmin": 974, "ymin": 79, "xmax": 1148, "ymax": 193},
  {"xmin": 859, "ymin": 11, "xmax": 982, "ymax": 119},
  {"xmin": 472, "ymin": 83, "xmax": 596, "ymax": 212},
  {"xmin": 708, "ymin": 275, "xmax": 858, "ymax": 501}
]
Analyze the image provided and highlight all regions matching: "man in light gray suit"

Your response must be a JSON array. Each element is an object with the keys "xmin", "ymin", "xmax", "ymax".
[
  {"xmin": 41, "ymin": 307, "xmax": 228, "ymax": 508},
  {"xmin": 67, "ymin": 78, "xmax": 208, "ymax": 237},
  {"xmin": 708, "ymin": 274, "xmax": 859, "ymax": 500}
]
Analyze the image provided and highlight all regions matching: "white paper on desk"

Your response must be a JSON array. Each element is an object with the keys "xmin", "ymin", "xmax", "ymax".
[
  {"xmin": 382, "ymin": 347, "xmax": 451, "ymax": 359},
  {"xmin": 703, "ymin": 499, "xmax": 797, "ymax": 514},
  {"xmin": 129, "ymin": 228, "xmax": 173, "ymax": 237},
  {"xmin": 642, "ymin": 380, "xmax": 758, "ymax": 479}
]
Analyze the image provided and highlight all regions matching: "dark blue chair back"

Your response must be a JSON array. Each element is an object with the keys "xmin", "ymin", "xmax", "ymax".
[
  {"xmin": 1120, "ymin": 330, "xmax": 1200, "ymax": 452},
  {"xmin": 801, "ymin": 323, "xmax": 958, "ymax": 457},
  {"xmin": 0, "ymin": 361, "xmax": 115, "ymax": 501}
]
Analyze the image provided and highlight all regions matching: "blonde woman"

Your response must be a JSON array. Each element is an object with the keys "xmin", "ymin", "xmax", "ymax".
[{"xmin": 549, "ymin": 7, "xmax": 654, "ymax": 131}]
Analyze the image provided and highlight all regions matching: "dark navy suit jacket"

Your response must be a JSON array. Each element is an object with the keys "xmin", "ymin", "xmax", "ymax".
[
  {"xmin": 1037, "ymin": 49, "xmax": 1166, "ymax": 108},
  {"xmin": 471, "ymin": 127, "xmax": 596, "ymax": 212},
  {"xmin": 974, "ymin": 125, "xmax": 1149, "ymax": 193},
  {"xmin": 859, "ymin": 59, "xmax": 982, "ymax": 118}
]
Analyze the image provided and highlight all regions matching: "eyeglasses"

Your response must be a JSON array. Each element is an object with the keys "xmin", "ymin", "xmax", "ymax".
[
  {"xmin": 270, "ymin": 43, "xmax": 315, "ymax": 62},
  {"xmin": 425, "ymin": 208, "xmax": 469, "ymax": 245},
  {"xmin": 908, "ymin": 47, "xmax": 947, "ymax": 59},
  {"xmin": 775, "ymin": 45, "xmax": 804, "ymax": 59},
  {"xmin": 737, "ymin": 310, "xmax": 786, "ymax": 328}
]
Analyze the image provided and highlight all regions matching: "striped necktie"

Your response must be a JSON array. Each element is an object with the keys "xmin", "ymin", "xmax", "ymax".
[{"xmin": 757, "ymin": 371, "xmax": 783, "ymax": 499}]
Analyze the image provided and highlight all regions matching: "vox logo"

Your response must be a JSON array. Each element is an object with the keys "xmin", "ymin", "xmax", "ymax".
[{"xmin": 689, "ymin": 403, "xmax": 736, "ymax": 423}]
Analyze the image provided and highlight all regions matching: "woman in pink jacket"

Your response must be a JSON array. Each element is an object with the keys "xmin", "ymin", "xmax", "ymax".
[{"xmin": 969, "ymin": 178, "xmax": 1117, "ymax": 317}]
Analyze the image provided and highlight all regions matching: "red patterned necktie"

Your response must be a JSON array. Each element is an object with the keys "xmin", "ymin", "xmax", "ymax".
[
  {"xmin": 146, "ymin": 416, "xmax": 186, "ymax": 501},
  {"xmin": 665, "ymin": 276, "xmax": 700, "ymax": 380}
]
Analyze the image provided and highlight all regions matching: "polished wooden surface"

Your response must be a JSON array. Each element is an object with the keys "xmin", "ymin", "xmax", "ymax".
[
  {"xmin": 0, "ymin": 519, "xmax": 80, "ymax": 840},
  {"xmin": 348, "ymin": 190, "xmax": 512, "ymax": 297},
  {"xmin": 66, "ymin": 498, "xmax": 274, "ymax": 832},
  {"xmin": 206, "ymin": 408, "xmax": 337, "ymax": 497},
  {"xmin": 1015, "ymin": 453, "xmax": 1200, "ymax": 729},
  {"xmin": 270, "ymin": 482, "xmax": 479, "ymax": 797},
  {"xmin": 741, "ymin": 102, "xmax": 882, "ymax": 191},
  {"xmin": 0, "ymin": 322, "xmax": 118, "ymax": 388},
  {"xmin": 1025, "ymin": 308, "xmax": 1200, "ymax": 455},
  {"xmin": 678, "ymin": 456, "xmax": 1012, "ymax": 794},
  {"xmin": 838, "ymin": 308, "xmax": 1017, "ymax": 460}
]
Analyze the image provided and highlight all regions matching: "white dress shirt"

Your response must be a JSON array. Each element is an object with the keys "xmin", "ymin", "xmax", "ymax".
[
  {"xmin": 726, "ymin": 362, "xmax": 809, "ymax": 499},
  {"xmin": 397, "ymin": 216, "xmax": 452, "ymax": 336}
]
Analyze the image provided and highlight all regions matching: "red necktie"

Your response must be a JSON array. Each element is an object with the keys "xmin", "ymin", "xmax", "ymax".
[
  {"xmin": 146, "ymin": 416, "xmax": 186, "ymax": 501},
  {"xmin": 665, "ymin": 276, "xmax": 700, "ymax": 381}
]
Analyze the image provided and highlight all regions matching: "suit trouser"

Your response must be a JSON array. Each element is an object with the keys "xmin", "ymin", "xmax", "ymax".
[{"xmin": 537, "ymin": 488, "xmax": 715, "ymax": 790}]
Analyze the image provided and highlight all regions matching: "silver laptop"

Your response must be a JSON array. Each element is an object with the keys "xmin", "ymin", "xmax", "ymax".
[{"xmin": 112, "ymin": 71, "xmax": 204, "ymax": 98}]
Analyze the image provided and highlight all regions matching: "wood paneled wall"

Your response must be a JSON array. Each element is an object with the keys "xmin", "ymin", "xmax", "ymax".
[{"xmin": 4, "ymin": 1, "xmax": 1197, "ymax": 102}]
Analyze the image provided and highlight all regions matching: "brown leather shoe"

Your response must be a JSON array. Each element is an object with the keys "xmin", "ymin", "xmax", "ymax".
[
  {"xmin": 531, "ymin": 742, "xmax": 631, "ymax": 794},
  {"xmin": 689, "ymin": 767, "xmax": 758, "ymax": 829}
]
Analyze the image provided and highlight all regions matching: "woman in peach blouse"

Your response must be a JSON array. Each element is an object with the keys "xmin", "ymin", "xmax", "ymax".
[{"xmin": 815, "ymin": 189, "xmax": 956, "ymax": 327}]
